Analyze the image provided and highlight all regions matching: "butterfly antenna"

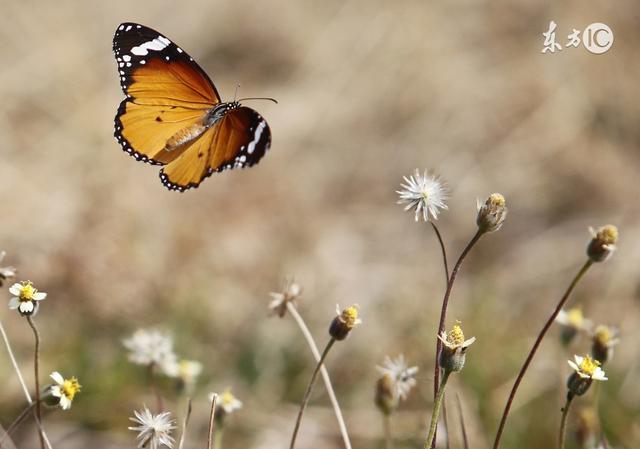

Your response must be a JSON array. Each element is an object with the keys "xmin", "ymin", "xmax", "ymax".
[
  {"xmin": 233, "ymin": 84, "xmax": 241, "ymax": 102},
  {"xmin": 237, "ymin": 97, "xmax": 278, "ymax": 104}
]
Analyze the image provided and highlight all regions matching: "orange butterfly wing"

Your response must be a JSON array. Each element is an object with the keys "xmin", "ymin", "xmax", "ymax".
[
  {"xmin": 160, "ymin": 106, "xmax": 271, "ymax": 191},
  {"xmin": 113, "ymin": 23, "xmax": 219, "ymax": 165}
]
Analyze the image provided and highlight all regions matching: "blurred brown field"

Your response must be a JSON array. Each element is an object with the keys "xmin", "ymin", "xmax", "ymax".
[{"xmin": 0, "ymin": 0, "xmax": 639, "ymax": 448}]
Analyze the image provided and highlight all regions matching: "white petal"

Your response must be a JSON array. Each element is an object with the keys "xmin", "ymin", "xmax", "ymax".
[
  {"xmin": 59, "ymin": 396, "xmax": 71, "ymax": 409},
  {"xmin": 50, "ymin": 371, "xmax": 65, "ymax": 385},
  {"xmin": 33, "ymin": 292, "xmax": 47, "ymax": 301},
  {"xmin": 19, "ymin": 301, "xmax": 34, "ymax": 313},
  {"xmin": 567, "ymin": 360, "xmax": 579, "ymax": 371},
  {"xmin": 8, "ymin": 297, "xmax": 19, "ymax": 309},
  {"xmin": 9, "ymin": 284, "xmax": 22, "ymax": 295}
]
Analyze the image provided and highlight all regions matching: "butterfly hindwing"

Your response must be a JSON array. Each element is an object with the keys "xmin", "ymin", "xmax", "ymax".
[{"xmin": 160, "ymin": 106, "xmax": 271, "ymax": 192}]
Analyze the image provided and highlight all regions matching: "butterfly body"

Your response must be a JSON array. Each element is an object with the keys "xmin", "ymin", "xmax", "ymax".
[{"xmin": 113, "ymin": 23, "xmax": 272, "ymax": 192}]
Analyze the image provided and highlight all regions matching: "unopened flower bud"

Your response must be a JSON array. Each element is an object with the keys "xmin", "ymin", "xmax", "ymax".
[
  {"xmin": 586, "ymin": 225, "xmax": 618, "ymax": 263},
  {"xmin": 476, "ymin": 193, "xmax": 507, "ymax": 233},
  {"xmin": 374, "ymin": 374, "xmax": 398, "ymax": 415}
]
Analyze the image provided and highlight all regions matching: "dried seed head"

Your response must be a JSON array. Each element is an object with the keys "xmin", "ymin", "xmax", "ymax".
[{"xmin": 586, "ymin": 225, "xmax": 618, "ymax": 263}]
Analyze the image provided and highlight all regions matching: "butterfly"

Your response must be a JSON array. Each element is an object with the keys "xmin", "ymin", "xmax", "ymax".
[{"xmin": 113, "ymin": 23, "xmax": 273, "ymax": 192}]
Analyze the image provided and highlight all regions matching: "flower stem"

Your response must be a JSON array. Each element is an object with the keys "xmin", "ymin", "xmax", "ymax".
[
  {"xmin": 213, "ymin": 427, "xmax": 224, "ymax": 449},
  {"xmin": 383, "ymin": 414, "xmax": 393, "ymax": 449},
  {"xmin": 558, "ymin": 396, "xmax": 574, "ymax": 449},
  {"xmin": 424, "ymin": 370, "xmax": 451, "ymax": 449},
  {"xmin": 207, "ymin": 394, "xmax": 218, "ymax": 449},
  {"xmin": 26, "ymin": 316, "xmax": 45, "ymax": 449},
  {"xmin": 430, "ymin": 222, "xmax": 450, "ymax": 283},
  {"xmin": 0, "ymin": 400, "xmax": 39, "ymax": 445},
  {"xmin": 0, "ymin": 318, "xmax": 52, "ymax": 449},
  {"xmin": 492, "ymin": 260, "xmax": 593, "ymax": 449},
  {"xmin": 434, "ymin": 230, "xmax": 483, "ymax": 400},
  {"xmin": 289, "ymin": 338, "xmax": 336, "ymax": 449},
  {"xmin": 286, "ymin": 302, "xmax": 352, "ymax": 449},
  {"xmin": 177, "ymin": 398, "xmax": 192, "ymax": 449},
  {"xmin": 148, "ymin": 363, "xmax": 164, "ymax": 412}
]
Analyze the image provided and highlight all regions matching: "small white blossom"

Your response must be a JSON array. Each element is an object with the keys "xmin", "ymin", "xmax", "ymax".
[
  {"xmin": 568, "ymin": 355, "xmax": 608, "ymax": 381},
  {"xmin": 210, "ymin": 389, "xmax": 243, "ymax": 415},
  {"xmin": 8, "ymin": 281, "xmax": 47, "ymax": 315},
  {"xmin": 176, "ymin": 359, "xmax": 202, "ymax": 386},
  {"xmin": 49, "ymin": 371, "xmax": 81, "ymax": 410},
  {"xmin": 376, "ymin": 354, "xmax": 418, "ymax": 400},
  {"xmin": 129, "ymin": 406, "xmax": 176, "ymax": 449},
  {"xmin": 397, "ymin": 169, "xmax": 448, "ymax": 222},
  {"xmin": 123, "ymin": 329, "xmax": 178, "ymax": 377}
]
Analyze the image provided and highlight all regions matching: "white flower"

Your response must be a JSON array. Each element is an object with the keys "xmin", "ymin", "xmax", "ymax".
[
  {"xmin": 210, "ymin": 389, "xmax": 243, "ymax": 415},
  {"xmin": 123, "ymin": 329, "xmax": 178, "ymax": 376},
  {"xmin": 437, "ymin": 323, "xmax": 476, "ymax": 351},
  {"xmin": 8, "ymin": 281, "xmax": 47, "ymax": 315},
  {"xmin": 568, "ymin": 355, "xmax": 607, "ymax": 381},
  {"xmin": 49, "ymin": 371, "xmax": 81, "ymax": 410},
  {"xmin": 129, "ymin": 406, "xmax": 176, "ymax": 449},
  {"xmin": 176, "ymin": 359, "xmax": 202, "ymax": 386},
  {"xmin": 556, "ymin": 308, "xmax": 593, "ymax": 332},
  {"xmin": 376, "ymin": 354, "xmax": 418, "ymax": 400},
  {"xmin": 396, "ymin": 169, "xmax": 448, "ymax": 222},
  {"xmin": 268, "ymin": 280, "xmax": 302, "ymax": 317}
]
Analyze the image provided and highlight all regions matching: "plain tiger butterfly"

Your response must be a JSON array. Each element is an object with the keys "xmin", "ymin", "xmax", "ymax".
[{"xmin": 113, "ymin": 23, "xmax": 273, "ymax": 192}]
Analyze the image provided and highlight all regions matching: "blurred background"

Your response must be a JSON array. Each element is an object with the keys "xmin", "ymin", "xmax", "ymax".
[{"xmin": 0, "ymin": 0, "xmax": 638, "ymax": 448}]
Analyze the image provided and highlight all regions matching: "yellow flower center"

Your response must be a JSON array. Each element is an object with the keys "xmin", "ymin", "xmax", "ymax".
[
  {"xmin": 222, "ymin": 390, "xmax": 235, "ymax": 406},
  {"xmin": 579, "ymin": 355, "xmax": 600, "ymax": 376},
  {"xmin": 597, "ymin": 225, "xmax": 618, "ymax": 245},
  {"xmin": 594, "ymin": 325, "xmax": 612, "ymax": 345},
  {"xmin": 62, "ymin": 378, "xmax": 81, "ymax": 400},
  {"xmin": 567, "ymin": 308, "xmax": 584, "ymax": 327},
  {"xmin": 488, "ymin": 193, "xmax": 506, "ymax": 207},
  {"xmin": 340, "ymin": 305, "xmax": 359, "ymax": 328},
  {"xmin": 448, "ymin": 324, "xmax": 465, "ymax": 346},
  {"xmin": 19, "ymin": 282, "xmax": 37, "ymax": 301}
]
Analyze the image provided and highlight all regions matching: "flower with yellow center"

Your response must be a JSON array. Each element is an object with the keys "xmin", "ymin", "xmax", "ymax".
[
  {"xmin": 587, "ymin": 225, "xmax": 618, "ymax": 262},
  {"xmin": 8, "ymin": 281, "xmax": 47, "ymax": 315},
  {"xmin": 329, "ymin": 304, "xmax": 362, "ymax": 340},
  {"xmin": 476, "ymin": 193, "xmax": 508, "ymax": 233},
  {"xmin": 568, "ymin": 355, "xmax": 607, "ymax": 381},
  {"xmin": 211, "ymin": 389, "xmax": 243, "ymax": 416},
  {"xmin": 50, "ymin": 371, "xmax": 81, "ymax": 410},
  {"xmin": 591, "ymin": 324, "xmax": 619, "ymax": 364},
  {"xmin": 438, "ymin": 322, "xmax": 476, "ymax": 351}
]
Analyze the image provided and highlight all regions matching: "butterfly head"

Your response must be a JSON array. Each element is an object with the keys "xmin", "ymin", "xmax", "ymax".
[{"xmin": 204, "ymin": 102, "xmax": 241, "ymax": 127}]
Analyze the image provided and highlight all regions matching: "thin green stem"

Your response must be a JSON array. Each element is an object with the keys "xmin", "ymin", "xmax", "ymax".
[
  {"xmin": 434, "ymin": 230, "xmax": 483, "ymax": 399},
  {"xmin": 148, "ymin": 363, "xmax": 164, "ymax": 412},
  {"xmin": 383, "ymin": 413, "xmax": 393, "ymax": 449},
  {"xmin": 558, "ymin": 396, "xmax": 574, "ymax": 449},
  {"xmin": 0, "ymin": 401, "xmax": 38, "ymax": 446},
  {"xmin": 425, "ymin": 370, "xmax": 451, "ymax": 449},
  {"xmin": 26, "ymin": 316, "xmax": 45, "ymax": 449},
  {"xmin": 289, "ymin": 338, "xmax": 336, "ymax": 449},
  {"xmin": 492, "ymin": 260, "xmax": 593, "ymax": 449},
  {"xmin": 0, "ymin": 318, "xmax": 52, "ymax": 449},
  {"xmin": 207, "ymin": 394, "xmax": 218, "ymax": 449},
  {"xmin": 213, "ymin": 428, "xmax": 224, "ymax": 449},
  {"xmin": 177, "ymin": 398, "xmax": 192, "ymax": 449},
  {"xmin": 286, "ymin": 303, "xmax": 352, "ymax": 449}
]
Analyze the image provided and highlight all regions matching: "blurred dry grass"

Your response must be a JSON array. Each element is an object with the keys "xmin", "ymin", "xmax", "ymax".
[{"xmin": 0, "ymin": 0, "xmax": 639, "ymax": 448}]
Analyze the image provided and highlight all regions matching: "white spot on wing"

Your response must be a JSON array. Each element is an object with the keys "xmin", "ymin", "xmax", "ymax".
[
  {"xmin": 247, "ymin": 120, "xmax": 266, "ymax": 154},
  {"xmin": 131, "ymin": 36, "xmax": 171, "ymax": 56},
  {"xmin": 122, "ymin": 55, "xmax": 131, "ymax": 62}
]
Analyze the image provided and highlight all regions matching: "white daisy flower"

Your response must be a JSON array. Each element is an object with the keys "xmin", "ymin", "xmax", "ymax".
[
  {"xmin": 210, "ymin": 389, "xmax": 243, "ymax": 415},
  {"xmin": 49, "ymin": 371, "xmax": 82, "ymax": 410},
  {"xmin": 268, "ymin": 280, "xmax": 302, "ymax": 317},
  {"xmin": 396, "ymin": 169, "xmax": 448, "ymax": 222},
  {"xmin": 568, "ymin": 355, "xmax": 608, "ymax": 381},
  {"xmin": 177, "ymin": 359, "xmax": 202, "ymax": 386},
  {"xmin": 129, "ymin": 406, "xmax": 176, "ymax": 449},
  {"xmin": 376, "ymin": 354, "xmax": 419, "ymax": 400},
  {"xmin": 556, "ymin": 307, "xmax": 593, "ymax": 332},
  {"xmin": 438, "ymin": 323, "xmax": 476, "ymax": 352},
  {"xmin": 8, "ymin": 281, "xmax": 47, "ymax": 316},
  {"xmin": 123, "ymin": 329, "xmax": 178, "ymax": 377}
]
